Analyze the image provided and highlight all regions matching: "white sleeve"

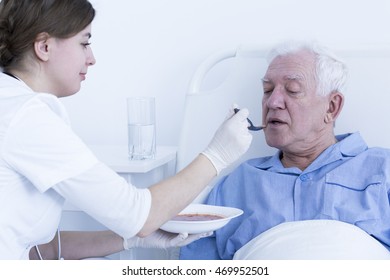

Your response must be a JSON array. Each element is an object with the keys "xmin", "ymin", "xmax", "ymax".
[
  {"xmin": 3, "ymin": 96, "xmax": 99, "ymax": 192},
  {"xmin": 53, "ymin": 162, "xmax": 152, "ymax": 238}
]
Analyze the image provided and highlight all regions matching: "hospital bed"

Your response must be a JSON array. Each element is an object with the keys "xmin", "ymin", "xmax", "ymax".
[{"xmin": 175, "ymin": 44, "xmax": 390, "ymax": 259}]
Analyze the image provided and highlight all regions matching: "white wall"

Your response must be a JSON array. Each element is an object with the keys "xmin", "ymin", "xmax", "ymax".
[{"xmin": 61, "ymin": 0, "xmax": 390, "ymax": 147}]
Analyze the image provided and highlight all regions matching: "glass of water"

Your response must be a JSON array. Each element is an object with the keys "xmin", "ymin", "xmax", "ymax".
[{"xmin": 126, "ymin": 97, "xmax": 156, "ymax": 160}]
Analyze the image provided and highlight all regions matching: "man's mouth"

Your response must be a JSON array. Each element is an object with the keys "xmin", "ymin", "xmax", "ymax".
[{"xmin": 267, "ymin": 118, "xmax": 287, "ymax": 126}]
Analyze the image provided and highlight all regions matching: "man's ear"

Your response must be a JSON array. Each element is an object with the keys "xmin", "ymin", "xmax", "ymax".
[
  {"xmin": 33, "ymin": 32, "xmax": 51, "ymax": 62},
  {"xmin": 325, "ymin": 91, "xmax": 344, "ymax": 123}
]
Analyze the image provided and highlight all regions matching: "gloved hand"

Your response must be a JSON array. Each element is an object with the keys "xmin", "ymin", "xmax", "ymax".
[
  {"xmin": 123, "ymin": 230, "xmax": 212, "ymax": 250},
  {"xmin": 202, "ymin": 106, "xmax": 252, "ymax": 174}
]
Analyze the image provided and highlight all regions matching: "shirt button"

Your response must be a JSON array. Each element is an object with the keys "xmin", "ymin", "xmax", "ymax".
[{"xmin": 300, "ymin": 174, "xmax": 309, "ymax": 181}]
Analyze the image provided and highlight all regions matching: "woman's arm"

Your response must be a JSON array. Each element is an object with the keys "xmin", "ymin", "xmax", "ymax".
[
  {"xmin": 142, "ymin": 154, "xmax": 215, "ymax": 236},
  {"xmin": 29, "ymin": 230, "xmax": 210, "ymax": 260},
  {"xmin": 29, "ymin": 230, "xmax": 123, "ymax": 260},
  {"xmin": 45, "ymin": 108, "xmax": 251, "ymax": 259}
]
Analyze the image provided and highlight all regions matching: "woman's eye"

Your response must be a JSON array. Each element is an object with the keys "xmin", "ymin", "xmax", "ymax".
[{"xmin": 82, "ymin": 42, "xmax": 91, "ymax": 48}]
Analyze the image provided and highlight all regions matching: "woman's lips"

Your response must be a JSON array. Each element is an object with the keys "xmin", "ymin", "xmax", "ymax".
[{"xmin": 80, "ymin": 73, "xmax": 86, "ymax": 80}]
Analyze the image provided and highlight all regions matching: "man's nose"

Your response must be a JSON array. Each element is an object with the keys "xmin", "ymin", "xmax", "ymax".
[{"xmin": 265, "ymin": 88, "xmax": 285, "ymax": 109}]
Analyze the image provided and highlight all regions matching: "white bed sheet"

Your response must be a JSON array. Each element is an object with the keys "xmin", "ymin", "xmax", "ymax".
[{"xmin": 233, "ymin": 220, "xmax": 390, "ymax": 260}]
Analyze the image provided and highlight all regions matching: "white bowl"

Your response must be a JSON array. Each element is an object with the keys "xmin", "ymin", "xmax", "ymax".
[{"xmin": 160, "ymin": 203, "xmax": 243, "ymax": 234}]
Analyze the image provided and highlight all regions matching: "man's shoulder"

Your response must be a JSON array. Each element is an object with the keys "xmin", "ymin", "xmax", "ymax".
[
  {"xmin": 364, "ymin": 146, "xmax": 390, "ymax": 157},
  {"xmin": 334, "ymin": 146, "xmax": 390, "ymax": 174}
]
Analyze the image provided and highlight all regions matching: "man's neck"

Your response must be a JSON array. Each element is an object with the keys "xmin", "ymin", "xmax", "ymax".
[{"xmin": 280, "ymin": 136, "xmax": 338, "ymax": 171}]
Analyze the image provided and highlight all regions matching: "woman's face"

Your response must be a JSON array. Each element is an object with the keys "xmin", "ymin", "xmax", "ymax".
[{"xmin": 44, "ymin": 24, "xmax": 96, "ymax": 97}]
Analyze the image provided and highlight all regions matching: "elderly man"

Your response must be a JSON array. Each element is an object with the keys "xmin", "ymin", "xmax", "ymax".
[{"xmin": 180, "ymin": 41, "xmax": 390, "ymax": 260}]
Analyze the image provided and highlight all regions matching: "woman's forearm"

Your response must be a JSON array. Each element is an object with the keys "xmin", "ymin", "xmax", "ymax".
[
  {"xmin": 139, "ymin": 154, "xmax": 216, "ymax": 236},
  {"xmin": 29, "ymin": 230, "xmax": 124, "ymax": 260}
]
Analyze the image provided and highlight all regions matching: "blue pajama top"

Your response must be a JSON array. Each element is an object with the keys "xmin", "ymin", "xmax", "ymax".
[{"xmin": 180, "ymin": 132, "xmax": 390, "ymax": 259}]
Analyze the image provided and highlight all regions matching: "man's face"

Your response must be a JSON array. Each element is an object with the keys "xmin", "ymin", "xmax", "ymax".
[{"xmin": 261, "ymin": 50, "xmax": 331, "ymax": 155}]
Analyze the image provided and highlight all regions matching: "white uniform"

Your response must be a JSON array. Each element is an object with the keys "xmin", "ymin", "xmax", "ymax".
[{"xmin": 0, "ymin": 73, "xmax": 151, "ymax": 259}]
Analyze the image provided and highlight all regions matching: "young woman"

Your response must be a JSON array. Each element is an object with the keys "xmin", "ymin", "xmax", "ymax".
[{"xmin": 0, "ymin": 0, "xmax": 252, "ymax": 259}]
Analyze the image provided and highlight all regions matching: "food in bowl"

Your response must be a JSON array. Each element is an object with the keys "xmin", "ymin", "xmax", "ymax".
[{"xmin": 172, "ymin": 213, "xmax": 225, "ymax": 221}]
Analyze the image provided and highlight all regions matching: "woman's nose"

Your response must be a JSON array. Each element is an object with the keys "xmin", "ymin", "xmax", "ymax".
[{"xmin": 87, "ymin": 48, "xmax": 96, "ymax": 66}]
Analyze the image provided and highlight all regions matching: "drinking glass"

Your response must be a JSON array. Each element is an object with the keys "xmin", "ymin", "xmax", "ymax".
[{"xmin": 126, "ymin": 97, "xmax": 156, "ymax": 160}]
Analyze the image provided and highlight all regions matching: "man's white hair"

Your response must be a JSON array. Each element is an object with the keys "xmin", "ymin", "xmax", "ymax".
[{"xmin": 267, "ymin": 40, "xmax": 348, "ymax": 96}]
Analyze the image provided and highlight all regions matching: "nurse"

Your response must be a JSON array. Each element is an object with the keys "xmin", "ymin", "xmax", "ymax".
[{"xmin": 0, "ymin": 0, "xmax": 252, "ymax": 259}]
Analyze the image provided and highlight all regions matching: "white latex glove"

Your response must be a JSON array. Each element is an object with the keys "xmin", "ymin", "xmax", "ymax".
[
  {"xmin": 202, "ymin": 106, "xmax": 252, "ymax": 174},
  {"xmin": 123, "ymin": 230, "xmax": 212, "ymax": 249}
]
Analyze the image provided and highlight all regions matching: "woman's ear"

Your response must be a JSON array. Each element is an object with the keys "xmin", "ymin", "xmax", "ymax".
[
  {"xmin": 33, "ymin": 32, "xmax": 51, "ymax": 62},
  {"xmin": 325, "ymin": 91, "xmax": 344, "ymax": 123}
]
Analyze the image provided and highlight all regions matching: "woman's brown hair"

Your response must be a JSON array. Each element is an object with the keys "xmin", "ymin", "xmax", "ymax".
[{"xmin": 0, "ymin": 0, "xmax": 95, "ymax": 70}]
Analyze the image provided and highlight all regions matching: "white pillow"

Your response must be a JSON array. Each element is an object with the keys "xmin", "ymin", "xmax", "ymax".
[{"xmin": 233, "ymin": 220, "xmax": 390, "ymax": 260}]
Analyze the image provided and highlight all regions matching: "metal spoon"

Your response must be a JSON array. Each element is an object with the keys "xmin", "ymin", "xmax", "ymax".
[{"xmin": 234, "ymin": 108, "xmax": 265, "ymax": 131}]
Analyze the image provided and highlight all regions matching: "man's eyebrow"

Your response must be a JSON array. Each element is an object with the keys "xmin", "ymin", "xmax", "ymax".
[
  {"xmin": 285, "ymin": 75, "xmax": 303, "ymax": 81},
  {"xmin": 261, "ymin": 75, "xmax": 304, "ymax": 84}
]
